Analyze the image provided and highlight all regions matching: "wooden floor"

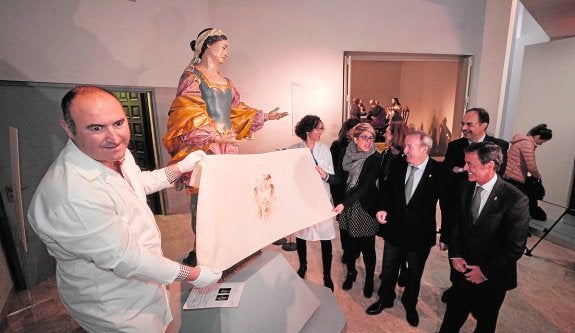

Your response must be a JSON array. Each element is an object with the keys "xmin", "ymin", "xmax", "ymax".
[{"xmin": 3, "ymin": 213, "xmax": 575, "ymax": 333}]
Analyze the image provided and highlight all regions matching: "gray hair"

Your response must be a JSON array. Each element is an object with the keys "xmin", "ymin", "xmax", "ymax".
[{"xmin": 407, "ymin": 131, "xmax": 433, "ymax": 151}]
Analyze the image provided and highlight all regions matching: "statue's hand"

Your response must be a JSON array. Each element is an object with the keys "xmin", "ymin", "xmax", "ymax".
[{"xmin": 268, "ymin": 107, "xmax": 288, "ymax": 120}]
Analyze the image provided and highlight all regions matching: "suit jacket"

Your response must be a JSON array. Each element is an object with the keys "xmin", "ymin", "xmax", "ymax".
[
  {"xmin": 443, "ymin": 135, "xmax": 510, "ymax": 177},
  {"xmin": 441, "ymin": 135, "xmax": 510, "ymax": 241},
  {"xmin": 448, "ymin": 176, "xmax": 529, "ymax": 291},
  {"xmin": 379, "ymin": 156, "xmax": 449, "ymax": 250}
]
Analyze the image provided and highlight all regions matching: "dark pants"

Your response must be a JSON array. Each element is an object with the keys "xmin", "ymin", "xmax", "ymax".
[
  {"xmin": 504, "ymin": 178, "xmax": 541, "ymax": 215},
  {"xmin": 340, "ymin": 230, "xmax": 376, "ymax": 280},
  {"xmin": 377, "ymin": 242, "xmax": 430, "ymax": 307},
  {"xmin": 439, "ymin": 281, "xmax": 506, "ymax": 333}
]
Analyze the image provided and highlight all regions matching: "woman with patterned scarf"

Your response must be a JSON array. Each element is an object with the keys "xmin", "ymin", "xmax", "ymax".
[{"xmin": 329, "ymin": 123, "xmax": 381, "ymax": 298}]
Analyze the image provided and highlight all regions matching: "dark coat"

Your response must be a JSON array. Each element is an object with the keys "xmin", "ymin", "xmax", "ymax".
[
  {"xmin": 379, "ymin": 156, "xmax": 449, "ymax": 250},
  {"xmin": 329, "ymin": 149, "xmax": 381, "ymax": 217},
  {"xmin": 443, "ymin": 135, "xmax": 510, "ymax": 177},
  {"xmin": 448, "ymin": 177, "xmax": 529, "ymax": 291},
  {"xmin": 441, "ymin": 135, "xmax": 510, "ymax": 240}
]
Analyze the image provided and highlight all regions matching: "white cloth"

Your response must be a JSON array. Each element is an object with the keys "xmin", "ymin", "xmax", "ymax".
[
  {"xmin": 195, "ymin": 148, "xmax": 336, "ymax": 271},
  {"xmin": 290, "ymin": 141, "xmax": 337, "ymax": 241},
  {"xmin": 27, "ymin": 140, "xmax": 180, "ymax": 333}
]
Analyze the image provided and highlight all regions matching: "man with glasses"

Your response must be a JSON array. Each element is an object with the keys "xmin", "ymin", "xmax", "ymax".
[
  {"xmin": 440, "ymin": 108, "xmax": 509, "ymax": 303},
  {"xmin": 366, "ymin": 132, "xmax": 448, "ymax": 327}
]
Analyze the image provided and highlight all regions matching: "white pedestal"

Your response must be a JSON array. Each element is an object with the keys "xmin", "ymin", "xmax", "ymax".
[{"xmin": 179, "ymin": 251, "xmax": 346, "ymax": 333}]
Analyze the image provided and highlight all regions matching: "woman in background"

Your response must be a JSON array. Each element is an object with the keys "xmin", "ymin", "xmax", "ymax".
[
  {"xmin": 328, "ymin": 123, "xmax": 381, "ymax": 298},
  {"xmin": 378, "ymin": 120, "xmax": 410, "ymax": 287},
  {"xmin": 329, "ymin": 118, "xmax": 361, "ymax": 263},
  {"xmin": 504, "ymin": 124, "xmax": 553, "ymax": 220},
  {"xmin": 290, "ymin": 115, "xmax": 336, "ymax": 291}
]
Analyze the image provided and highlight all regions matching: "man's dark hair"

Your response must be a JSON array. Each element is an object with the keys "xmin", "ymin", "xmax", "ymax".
[
  {"xmin": 466, "ymin": 107, "xmax": 490, "ymax": 124},
  {"xmin": 464, "ymin": 141, "xmax": 503, "ymax": 171}
]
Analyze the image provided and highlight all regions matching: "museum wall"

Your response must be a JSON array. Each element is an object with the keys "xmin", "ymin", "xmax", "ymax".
[
  {"xmin": 513, "ymin": 37, "xmax": 575, "ymax": 207},
  {"xmin": 1, "ymin": 0, "xmax": 487, "ymax": 154}
]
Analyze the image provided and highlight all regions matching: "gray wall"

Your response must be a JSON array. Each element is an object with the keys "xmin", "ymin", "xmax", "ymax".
[{"xmin": 513, "ymin": 37, "xmax": 575, "ymax": 207}]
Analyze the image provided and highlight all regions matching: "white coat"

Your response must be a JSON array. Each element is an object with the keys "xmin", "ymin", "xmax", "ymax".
[
  {"xmin": 27, "ymin": 140, "xmax": 181, "ymax": 333},
  {"xmin": 290, "ymin": 141, "xmax": 337, "ymax": 240}
]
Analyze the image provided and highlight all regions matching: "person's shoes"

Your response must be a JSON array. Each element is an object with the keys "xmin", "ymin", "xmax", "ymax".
[
  {"xmin": 441, "ymin": 287, "xmax": 452, "ymax": 303},
  {"xmin": 530, "ymin": 206, "xmax": 547, "ymax": 221},
  {"xmin": 363, "ymin": 279, "xmax": 374, "ymax": 298},
  {"xmin": 397, "ymin": 271, "xmax": 407, "ymax": 287},
  {"xmin": 324, "ymin": 275, "xmax": 334, "ymax": 292},
  {"xmin": 342, "ymin": 271, "xmax": 357, "ymax": 290},
  {"xmin": 182, "ymin": 250, "xmax": 197, "ymax": 266},
  {"xmin": 366, "ymin": 299, "xmax": 393, "ymax": 315},
  {"xmin": 401, "ymin": 298, "xmax": 419, "ymax": 327},
  {"xmin": 405, "ymin": 307, "xmax": 419, "ymax": 327},
  {"xmin": 297, "ymin": 266, "xmax": 307, "ymax": 279}
]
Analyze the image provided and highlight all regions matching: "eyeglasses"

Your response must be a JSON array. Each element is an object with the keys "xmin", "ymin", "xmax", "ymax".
[
  {"xmin": 358, "ymin": 135, "xmax": 375, "ymax": 142},
  {"xmin": 314, "ymin": 127, "xmax": 325, "ymax": 131},
  {"xmin": 460, "ymin": 122, "xmax": 477, "ymax": 127}
]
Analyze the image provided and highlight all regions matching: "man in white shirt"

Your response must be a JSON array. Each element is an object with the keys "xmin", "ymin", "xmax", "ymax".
[{"xmin": 27, "ymin": 86, "xmax": 221, "ymax": 332}]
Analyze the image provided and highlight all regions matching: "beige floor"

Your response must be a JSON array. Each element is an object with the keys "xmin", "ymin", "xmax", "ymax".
[{"xmin": 5, "ymin": 213, "xmax": 575, "ymax": 333}]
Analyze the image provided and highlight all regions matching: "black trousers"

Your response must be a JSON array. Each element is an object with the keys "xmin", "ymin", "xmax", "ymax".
[
  {"xmin": 439, "ymin": 281, "xmax": 506, "ymax": 333},
  {"xmin": 377, "ymin": 241, "xmax": 430, "ymax": 307},
  {"xmin": 340, "ymin": 230, "xmax": 376, "ymax": 280}
]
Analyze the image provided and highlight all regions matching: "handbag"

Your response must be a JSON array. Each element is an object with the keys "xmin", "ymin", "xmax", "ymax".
[{"xmin": 525, "ymin": 176, "xmax": 545, "ymax": 200}]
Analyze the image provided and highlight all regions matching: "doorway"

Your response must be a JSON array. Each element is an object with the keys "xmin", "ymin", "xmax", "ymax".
[
  {"xmin": 343, "ymin": 52, "xmax": 472, "ymax": 157},
  {"xmin": 0, "ymin": 81, "xmax": 162, "ymax": 290}
]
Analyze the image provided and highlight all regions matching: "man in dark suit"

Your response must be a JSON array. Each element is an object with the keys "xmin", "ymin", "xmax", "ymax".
[
  {"xmin": 443, "ymin": 108, "xmax": 509, "ymax": 178},
  {"xmin": 438, "ymin": 142, "xmax": 529, "ymax": 333},
  {"xmin": 441, "ymin": 108, "xmax": 510, "ymax": 302},
  {"xmin": 366, "ymin": 131, "xmax": 448, "ymax": 327}
]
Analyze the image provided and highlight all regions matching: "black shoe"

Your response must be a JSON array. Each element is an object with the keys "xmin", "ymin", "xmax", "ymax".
[
  {"xmin": 297, "ymin": 266, "xmax": 307, "ymax": 279},
  {"xmin": 366, "ymin": 299, "xmax": 393, "ymax": 315},
  {"xmin": 530, "ymin": 206, "xmax": 547, "ymax": 221},
  {"xmin": 441, "ymin": 287, "xmax": 452, "ymax": 303},
  {"xmin": 397, "ymin": 272, "xmax": 407, "ymax": 287},
  {"xmin": 405, "ymin": 307, "xmax": 419, "ymax": 327},
  {"xmin": 342, "ymin": 271, "xmax": 357, "ymax": 290},
  {"xmin": 401, "ymin": 298, "xmax": 419, "ymax": 326},
  {"xmin": 182, "ymin": 251, "xmax": 197, "ymax": 266},
  {"xmin": 324, "ymin": 276, "xmax": 334, "ymax": 292},
  {"xmin": 363, "ymin": 279, "xmax": 374, "ymax": 298}
]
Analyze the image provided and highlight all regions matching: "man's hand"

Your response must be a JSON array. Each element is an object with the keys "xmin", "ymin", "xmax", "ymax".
[
  {"xmin": 464, "ymin": 265, "xmax": 487, "ymax": 284},
  {"xmin": 439, "ymin": 242, "xmax": 448, "ymax": 251},
  {"xmin": 376, "ymin": 211, "xmax": 388, "ymax": 224},
  {"xmin": 190, "ymin": 265, "xmax": 222, "ymax": 287},
  {"xmin": 177, "ymin": 150, "xmax": 207, "ymax": 173},
  {"xmin": 267, "ymin": 107, "xmax": 288, "ymax": 120},
  {"xmin": 450, "ymin": 257, "xmax": 468, "ymax": 273}
]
